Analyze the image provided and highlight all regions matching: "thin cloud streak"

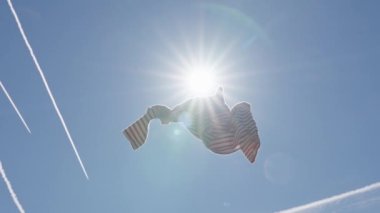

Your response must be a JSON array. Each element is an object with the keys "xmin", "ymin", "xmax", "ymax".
[
  {"xmin": 277, "ymin": 182, "xmax": 380, "ymax": 213},
  {"xmin": 0, "ymin": 81, "xmax": 31, "ymax": 134},
  {"xmin": 0, "ymin": 161, "xmax": 26, "ymax": 213},
  {"xmin": 7, "ymin": 0, "xmax": 89, "ymax": 179}
]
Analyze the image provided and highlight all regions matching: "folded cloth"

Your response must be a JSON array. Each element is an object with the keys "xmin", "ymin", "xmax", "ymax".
[
  {"xmin": 123, "ymin": 89, "xmax": 260, "ymax": 163},
  {"xmin": 231, "ymin": 102, "xmax": 260, "ymax": 163}
]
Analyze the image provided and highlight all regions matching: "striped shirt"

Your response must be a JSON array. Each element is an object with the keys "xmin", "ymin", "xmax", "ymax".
[{"xmin": 123, "ymin": 93, "xmax": 260, "ymax": 163}]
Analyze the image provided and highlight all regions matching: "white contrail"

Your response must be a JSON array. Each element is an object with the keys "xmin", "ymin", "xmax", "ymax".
[
  {"xmin": 7, "ymin": 0, "xmax": 89, "ymax": 179},
  {"xmin": 0, "ymin": 161, "xmax": 26, "ymax": 213},
  {"xmin": 277, "ymin": 182, "xmax": 380, "ymax": 213},
  {"xmin": 0, "ymin": 81, "xmax": 31, "ymax": 134}
]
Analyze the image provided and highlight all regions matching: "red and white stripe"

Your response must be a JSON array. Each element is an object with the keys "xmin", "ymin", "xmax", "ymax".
[
  {"xmin": 123, "ymin": 108, "xmax": 156, "ymax": 150},
  {"xmin": 123, "ymin": 96, "xmax": 260, "ymax": 163},
  {"xmin": 231, "ymin": 102, "xmax": 260, "ymax": 163}
]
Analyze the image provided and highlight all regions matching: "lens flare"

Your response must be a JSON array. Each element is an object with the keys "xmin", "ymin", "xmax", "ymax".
[{"xmin": 186, "ymin": 65, "xmax": 218, "ymax": 97}]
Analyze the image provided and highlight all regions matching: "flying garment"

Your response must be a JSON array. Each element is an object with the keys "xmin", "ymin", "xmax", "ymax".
[{"xmin": 123, "ymin": 88, "xmax": 260, "ymax": 163}]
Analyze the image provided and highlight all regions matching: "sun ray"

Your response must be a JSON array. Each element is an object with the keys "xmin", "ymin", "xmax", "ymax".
[
  {"xmin": 184, "ymin": 64, "xmax": 218, "ymax": 97},
  {"xmin": 149, "ymin": 20, "xmax": 248, "ymax": 104}
]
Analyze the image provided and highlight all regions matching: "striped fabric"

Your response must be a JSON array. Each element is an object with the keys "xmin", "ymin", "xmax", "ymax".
[
  {"xmin": 123, "ymin": 105, "xmax": 173, "ymax": 149},
  {"xmin": 231, "ymin": 102, "xmax": 260, "ymax": 163},
  {"xmin": 188, "ymin": 100, "xmax": 260, "ymax": 163},
  {"xmin": 185, "ymin": 98, "xmax": 238, "ymax": 154},
  {"xmin": 122, "ymin": 108, "xmax": 156, "ymax": 150},
  {"xmin": 123, "ymin": 89, "xmax": 260, "ymax": 163}
]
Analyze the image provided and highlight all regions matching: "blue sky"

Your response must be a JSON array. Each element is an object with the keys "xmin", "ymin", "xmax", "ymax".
[{"xmin": 1, "ymin": 0, "xmax": 379, "ymax": 212}]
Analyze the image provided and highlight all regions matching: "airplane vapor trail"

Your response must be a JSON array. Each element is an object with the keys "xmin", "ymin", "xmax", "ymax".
[
  {"xmin": 0, "ymin": 161, "xmax": 26, "ymax": 213},
  {"xmin": 0, "ymin": 81, "xmax": 31, "ymax": 134},
  {"xmin": 277, "ymin": 182, "xmax": 380, "ymax": 213},
  {"xmin": 7, "ymin": 0, "xmax": 89, "ymax": 179}
]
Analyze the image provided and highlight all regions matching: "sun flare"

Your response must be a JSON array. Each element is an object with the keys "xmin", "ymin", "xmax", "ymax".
[{"xmin": 186, "ymin": 65, "xmax": 218, "ymax": 97}]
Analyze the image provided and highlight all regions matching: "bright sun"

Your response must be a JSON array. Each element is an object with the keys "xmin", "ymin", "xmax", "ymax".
[{"xmin": 186, "ymin": 65, "xmax": 218, "ymax": 97}]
